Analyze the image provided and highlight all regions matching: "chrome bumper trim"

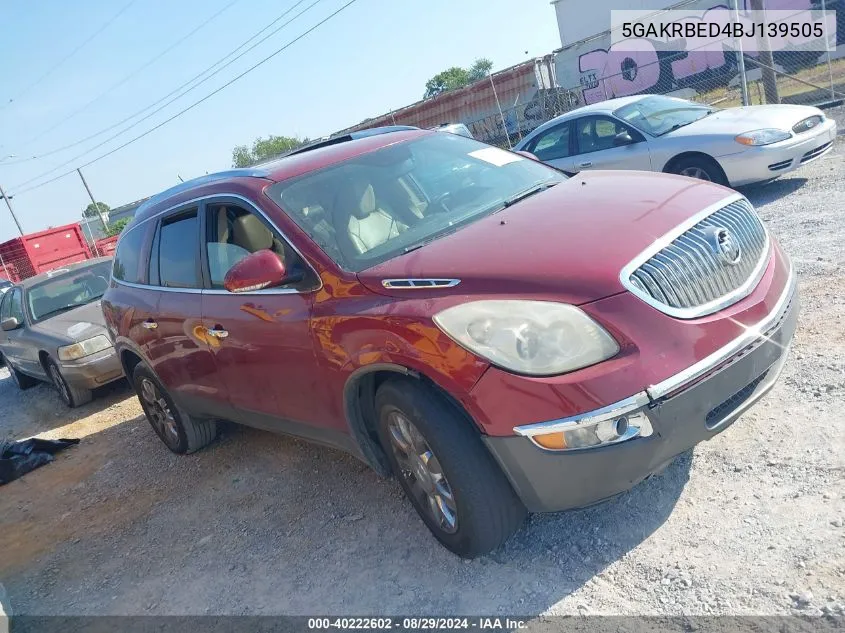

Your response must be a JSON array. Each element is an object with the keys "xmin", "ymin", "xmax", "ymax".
[
  {"xmin": 513, "ymin": 262, "xmax": 795, "ymax": 438},
  {"xmin": 513, "ymin": 392, "xmax": 650, "ymax": 438}
]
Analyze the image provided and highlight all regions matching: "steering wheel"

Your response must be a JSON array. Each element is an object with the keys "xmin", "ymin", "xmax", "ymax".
[{"xmin": 428, "ymin": 191, "xmax": 453, "ymax": 215}]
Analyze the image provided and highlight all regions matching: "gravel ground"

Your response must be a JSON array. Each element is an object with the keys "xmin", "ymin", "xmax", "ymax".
[{"xmin": 1, "ymin": 110, "xmax": 843, "ymax": 618}]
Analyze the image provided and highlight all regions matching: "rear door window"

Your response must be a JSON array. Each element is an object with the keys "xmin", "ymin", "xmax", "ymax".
[{"xmin": 156, "ymin": 211, "xmax": 200, "ymax": 289}]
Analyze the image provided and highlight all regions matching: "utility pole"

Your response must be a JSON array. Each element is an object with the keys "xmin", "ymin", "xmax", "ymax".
[
  {"xmin": 749, "ymin": 0, "xmax": 779, "ymax": 104},
  {"xmin": 489, "ymin": 72, "xmax": 512, "ymax": 149},
  {"xmin": 77, "ymin": 168, "xmax": 109, "ymax": 233},
  {"xmin": 730, "ymin": 0, "xmax": 750, "ymax": 106},
  {"xmin": 0, "ymin": 183, "xmax": 24, "ymax": 236}
]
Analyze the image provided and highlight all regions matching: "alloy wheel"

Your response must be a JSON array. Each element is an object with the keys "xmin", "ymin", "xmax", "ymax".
[
  {"xmin": 679, "ymin": 166, "xmax": 712, "ymax": 181},
  {"xmin": 49, "ymin": 364, "xmax": 71, "ymax": 405},
  {"xmin": 386, "ymin": 410, "xmax": 458, "ymax": 534},
  {"xmin": 139, "ymin": 378, "xmax": 180, "ymax": 448}
]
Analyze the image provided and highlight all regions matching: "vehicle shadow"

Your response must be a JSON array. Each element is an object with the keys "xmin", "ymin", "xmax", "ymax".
[
  {"xmin": 0, "ymin": 366, "xmax": 133, "ymax": 440},
  {"xmin": 737, "ymin": 177, "xmax": 807, "ymax": 207},
  {"xmin": 2, "ymin": 412, "xmax": 692, "ymax": 616}
]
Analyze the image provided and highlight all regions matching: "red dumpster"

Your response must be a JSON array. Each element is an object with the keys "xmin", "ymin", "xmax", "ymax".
[
  {"xmin": 92, "ymin": 235, "xmax": 119, "ymax": 257},
  {"xmin": 0, "ymin": 223, "xmax": 93, "ymax": 282}
]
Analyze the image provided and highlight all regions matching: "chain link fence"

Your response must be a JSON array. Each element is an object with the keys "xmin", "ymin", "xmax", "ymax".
[
  {"xmin": 466, "ymin": 13, "xmax": 844, "ymax": 149},
  {"xmin": 0, "ymin": 248, "xmax": 38, "ymax": 283}
]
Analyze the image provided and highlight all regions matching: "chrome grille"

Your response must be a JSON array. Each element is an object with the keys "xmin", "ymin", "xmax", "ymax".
[
  {"xmin": 792, "ymin": 115, "xmax": 823, "ymax": 134},
  {"xmin": 623, "ymin": 197, "xmax": 769, "ymax": 318}
]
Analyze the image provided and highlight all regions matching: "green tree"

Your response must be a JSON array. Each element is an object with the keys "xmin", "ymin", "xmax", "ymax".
[
  {"xmin": 424, "ymin": 58, "xmax": 493, "ymax": 99},
  {"xmin": 232, "ymin": 134, "xmax": 308, "ymax": 167},
  {"xmin": 83, "ymin": 201, "xmax": 110, "ymax": 218},
  {"xmin": 105, "ymin": 218, "xmax": 130, "ymax": 237},
  {"xmin": 468, "ymin": 58, "xmax": 493, "ymax": 81}
]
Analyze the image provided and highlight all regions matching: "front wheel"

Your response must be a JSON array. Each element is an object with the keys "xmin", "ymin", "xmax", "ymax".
[
  {"xmin": 47, "ymin": 358, "xmax": 92, "ymax": 408},
  {"xmin": 670, "ymin": 156, "xmax": 728, "ymax": 185},
  {"xmin": 374, "ymin": 378, "xmax": 526, "ymax": 558},
  {"xmin": 132, "ymin": 364, "xmax": 217, "ymax": 454}
]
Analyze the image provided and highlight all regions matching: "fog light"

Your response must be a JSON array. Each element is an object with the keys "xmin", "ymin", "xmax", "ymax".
[{"xmin": 529, "ymin": 411, "xmax": 652, "ymax": 452}]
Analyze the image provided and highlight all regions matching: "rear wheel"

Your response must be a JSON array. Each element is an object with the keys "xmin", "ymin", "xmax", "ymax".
[
  {"xmin": 374, "ymin": 378, "xmax": 526, "ymax": 558},
  {"xmin": 132, "ymin": 363, "xmax": 217, "ymax": 454},
  {"xmin": 47, "ymin": 358, "xmax": 92, "ymax": 408},
  {"xmin": 1, "ymin": 354, "xmax": 37, "ymax": 390},
  {"xmin": 670, "ymin": 155, "xmax": 728, "ymax": 185}
]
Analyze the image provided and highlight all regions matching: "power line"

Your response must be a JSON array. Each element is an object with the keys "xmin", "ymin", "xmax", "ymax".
[
  {"xmin": 11, "ymin": 0, "xmax": 244, "ymax": 155},
  {"xmin": 8, "ymin": 0, "xmax": 323, "ymax": 187},
  {"xmin": 5, "ymin": 0, "xmax": 315, "ymax": 167},
  {"xmin": 11, "ymin": 0, "xmax": 361, "ymax": 197},
  {"xmin": 1, "ymin": 1, "xmax": 137, "ymax": 112},
  {"xmin": 9, "ymin": 0, "xmax": 324, "ymax": 192}
]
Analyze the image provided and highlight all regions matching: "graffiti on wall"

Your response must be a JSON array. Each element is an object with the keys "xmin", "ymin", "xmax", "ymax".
[{"xmin": 558, "ymin": 0, "xmax": 840, "ymax": 105}]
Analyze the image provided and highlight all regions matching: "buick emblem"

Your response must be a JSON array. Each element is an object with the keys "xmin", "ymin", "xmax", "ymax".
[{"xmin": 714, "ymin": 228, "xmax": 741, "ymax": 265}]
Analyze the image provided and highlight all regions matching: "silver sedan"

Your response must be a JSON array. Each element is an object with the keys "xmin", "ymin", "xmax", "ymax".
[
  {"xmin": 0, "ymin": 258, "xmax": 123, "ymax": 408},
  {"xmin": 514, "ymin": 94, "xmax": 837, "ymax": 186}
]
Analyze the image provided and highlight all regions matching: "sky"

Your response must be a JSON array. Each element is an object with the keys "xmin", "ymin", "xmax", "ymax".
[{"xmin": 0, "ymin": 0, "xmax": 562, "ymax": 242}]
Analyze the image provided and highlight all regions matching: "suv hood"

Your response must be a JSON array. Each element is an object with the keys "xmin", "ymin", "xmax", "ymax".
[
  {"xmin": 675, "ymin": 104, "xmax": 820, "ymax": 137},
  {"xmin": 359, "ymin": 171, "xmax": 738, "ymax": 304},
  {"xmin": 30, "ymin": 300, "xmax": 108, "ymax": 341}
]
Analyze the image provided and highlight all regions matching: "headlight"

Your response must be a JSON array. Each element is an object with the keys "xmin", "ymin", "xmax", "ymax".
[
  {"xmin": 735, "ymin": 129, "xmax": 791, "ymax": 146},
  {"xmin": 527, "ymin": 410, "xmax": 653, "ymax": 451},
  {"xmin": 433, "ymin": 300, "xmax": 619, "ymax": 376},
  {"xmin": 58, "ymin": 334, "xmax": 112, "ymax": 361}
]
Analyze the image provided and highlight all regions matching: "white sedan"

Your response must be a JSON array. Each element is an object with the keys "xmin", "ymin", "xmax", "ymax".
[{"xmin": 514, "ymin": 94, "xmax": 837, "ymax": 186}]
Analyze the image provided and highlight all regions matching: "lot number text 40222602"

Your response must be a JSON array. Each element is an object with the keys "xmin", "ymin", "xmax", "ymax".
[{"xmin": 307, "ymin": 617, "xmax": 528, "ymax": 630}]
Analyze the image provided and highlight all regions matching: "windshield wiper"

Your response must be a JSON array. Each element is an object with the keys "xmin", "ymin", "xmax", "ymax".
[{"xmin": 502, "ymin": 181, "xmax": 559, "ymax": 209}]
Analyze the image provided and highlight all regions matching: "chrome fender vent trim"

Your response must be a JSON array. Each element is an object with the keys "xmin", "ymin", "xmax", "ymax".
[{"xmin": 381, "ymin": 279, "xmax": 461, "ymax": 289}]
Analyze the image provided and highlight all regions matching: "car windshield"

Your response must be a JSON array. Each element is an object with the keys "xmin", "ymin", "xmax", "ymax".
[
  {"xmin": 266, "ymin": 133, "xmax": 565, "ymax": 272},
  {"xmin": 26, "ymin": 260, "xmax": 112, "ymax": 322},
  {"xmin": 614, "ymin": 96, "xmax": 713, "ymax": 137}
]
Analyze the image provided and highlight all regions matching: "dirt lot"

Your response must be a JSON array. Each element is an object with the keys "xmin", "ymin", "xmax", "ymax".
[{"xmin": 2, "ymin": 111, "xmax": 844, "ymax": 618}]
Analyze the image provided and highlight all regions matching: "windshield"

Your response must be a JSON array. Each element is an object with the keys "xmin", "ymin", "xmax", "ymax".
[
  {"xmin": 26, "ymin": 260, "xmax": 112, "ymax": 322},
  {"xmin": 614, "ymin": 96, "xmax": 713, "ymax": 137},
  {"xmin": 266, "ymin": 133, "xmax": 565, "ymax": 272}
]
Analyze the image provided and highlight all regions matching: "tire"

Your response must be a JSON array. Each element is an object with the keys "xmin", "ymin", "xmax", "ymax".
[
  {"xmin": 46, "ymin": 358, "xmax": 93, "ymax": 408},
  {"xmin": 132, "ymin": 363, "xmax": 217, "ymax": 454},
  {"xmin": 374, "ymin": 378, "xmax": 526, "ymax": 558},
  {"xmin": 1, "ymin": 353, "xmax": 37, "ymax": 390},
  {"xmin": 669, "ymin": 155, "xmax": 728, "ymax": 186}
]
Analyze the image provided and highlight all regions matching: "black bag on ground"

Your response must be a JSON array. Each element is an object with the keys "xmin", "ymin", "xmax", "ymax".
[{"xmin": 0, "ymin": 437, "xmax": 80, "ymax": 485}]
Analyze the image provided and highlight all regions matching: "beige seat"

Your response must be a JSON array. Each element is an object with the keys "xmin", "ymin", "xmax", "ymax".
[{"xmin": 332, "ymin": 175, "xmax": 407, "ymax": 261}]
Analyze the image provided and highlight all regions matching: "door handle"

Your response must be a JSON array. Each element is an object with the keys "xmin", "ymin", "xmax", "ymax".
[
  {"xmin": 579, "ymin": 161, "xmax": 593, "ymax": 168},
  {"xmin": 142, "ymin": 320, "xmax": 158, "ymax": 330},
  {"xmin": 207, "ymin": 327, "xmax": 229, "ymax": 339}
]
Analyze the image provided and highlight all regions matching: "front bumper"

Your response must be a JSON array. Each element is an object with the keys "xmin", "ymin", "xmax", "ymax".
[
  {"xmin": 59, "ymin": 347, "xmax": 124, "ymax": 390},
  {"xmin": 484, "ymin": 271, "xmax": 799, "ymax": 513},
  {"xmin": 718, "ymin": 119, "xmax": 837, "ymax": 186}
]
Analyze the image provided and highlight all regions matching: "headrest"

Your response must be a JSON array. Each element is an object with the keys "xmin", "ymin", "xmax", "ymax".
[{"xmin": 335, "ymin": 176, "xmax": 376, "ymax": 220}]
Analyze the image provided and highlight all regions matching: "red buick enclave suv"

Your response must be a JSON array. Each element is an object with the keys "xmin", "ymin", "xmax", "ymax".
[{"xmin": 102, "ymin": 128, "xmax": 797, "ymax": 557}]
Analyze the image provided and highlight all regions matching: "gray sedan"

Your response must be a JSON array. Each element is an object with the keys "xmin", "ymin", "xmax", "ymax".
[
  {"xmin": 515, "ymin": 94, "xmax": 836, "ymax": 186},
  {"xmin": 0, "ymin": 258, "xmax": 123, "ymax": 407}
]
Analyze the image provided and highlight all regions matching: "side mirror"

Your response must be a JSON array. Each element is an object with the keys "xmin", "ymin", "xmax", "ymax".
[
  {"xmin": 515, "ymin": 150, "xmax": 540, "ymax": 161},
  {"xmin": 614, "ymin": 131, "xmax": 635, "ymax": 147},
  {"xmin": 223, "ymin": 249, "xmax": 291, "ymax": 294},
  {"xmin": 1, "ymin": 317, "xmax": 21, "ymax": 331}
]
